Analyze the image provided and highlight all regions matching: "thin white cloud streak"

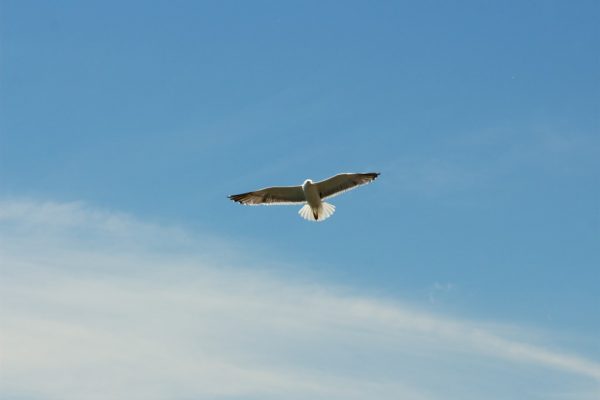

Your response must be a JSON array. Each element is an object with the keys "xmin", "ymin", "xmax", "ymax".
[{"xmin": 0, "ymin": 200, "xmax": 599, "ymax": 400}]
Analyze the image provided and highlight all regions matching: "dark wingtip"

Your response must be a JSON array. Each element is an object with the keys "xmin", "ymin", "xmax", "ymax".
[
  {"xmin": 228, "ymin": 193, "xmax": 243, "ymax": 203},
  {"xmin": 229, "ymin": 192, "xmax": 253, "ymax": 205}
]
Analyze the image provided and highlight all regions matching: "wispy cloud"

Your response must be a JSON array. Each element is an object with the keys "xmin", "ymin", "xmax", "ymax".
[{"xmin": 1, "ymin": 199, "xmax": 599, "ymax": 400}]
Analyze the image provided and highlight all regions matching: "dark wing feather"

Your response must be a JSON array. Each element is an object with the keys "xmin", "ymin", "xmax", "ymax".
[
  {"xmin": 228, "ymin": 186, "xmax": 305, "ymax": 206},
  {"xmin": 316, "ymin": 172, "xmax": 380, "ymax": 200}
]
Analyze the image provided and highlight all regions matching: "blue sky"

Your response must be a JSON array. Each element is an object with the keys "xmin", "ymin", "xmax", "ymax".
[{"xmin": 1, "ymin": 1, "xmax": 599, "ymax": 399}]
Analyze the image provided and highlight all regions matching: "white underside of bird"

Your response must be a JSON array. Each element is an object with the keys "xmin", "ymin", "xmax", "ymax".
[{"xmin": 228, "ymin": 172, "xmax": 380, "ymax": 222}]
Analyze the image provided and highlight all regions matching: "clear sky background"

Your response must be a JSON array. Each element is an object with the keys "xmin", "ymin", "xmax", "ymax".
[{"xmin": 1, "ymin": 1, "xmax": 599, "ymax": 399}]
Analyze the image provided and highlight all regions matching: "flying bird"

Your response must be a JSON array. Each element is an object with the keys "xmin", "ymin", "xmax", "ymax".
[{"xmin": 228, "ymin": 172, "xmax": 380, "ymax": 222}]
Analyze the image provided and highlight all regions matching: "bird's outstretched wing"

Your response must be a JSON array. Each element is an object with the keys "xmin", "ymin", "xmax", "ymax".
[
  {"xmin": 228, "ymin": 186, "xmax": 305, "ymax": 205},
  {"xmin": 316, "ymin": 172, "xmax": 380, "ymax": 200}
]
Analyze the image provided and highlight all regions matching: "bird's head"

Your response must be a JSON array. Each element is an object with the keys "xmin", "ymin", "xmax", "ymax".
[{"xmin": 302, "ymin": 179, "xmax": 313, "ymax": 189}]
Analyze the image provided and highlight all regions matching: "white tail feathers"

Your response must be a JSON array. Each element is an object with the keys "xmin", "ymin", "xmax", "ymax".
[{"xmin": 298, "ymin": 202, "xmax": 336, "ymax": 222}]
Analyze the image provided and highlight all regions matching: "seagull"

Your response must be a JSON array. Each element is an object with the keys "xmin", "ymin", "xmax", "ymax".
[{"xmin": 228, "ymin": 172, "xmax": 380, "ymax": 222}]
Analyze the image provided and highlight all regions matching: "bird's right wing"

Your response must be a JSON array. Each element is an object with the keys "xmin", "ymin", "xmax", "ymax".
[
  {"xmin": 228, "ymin": 186, "xmax": 305, "ymax": 205},
  {"xmin": 316, "ymin": 172, "xmax": 380, "ymax": 200}
]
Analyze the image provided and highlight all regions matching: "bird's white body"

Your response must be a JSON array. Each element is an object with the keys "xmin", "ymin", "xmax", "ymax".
[
  {"xmin": 302, "ymin": 179, "xmax": 320, "ymax": 207},
  {"xmin": 302, "ymin": 180, "xmax": 321, "ymax": 217},
  {"xmin": 299, "ymin": 179, "xmax": 336, "ymax": 221},
  {"xmin": 229, "ymin": 172, "xmax": 379, "ymax": 222}
]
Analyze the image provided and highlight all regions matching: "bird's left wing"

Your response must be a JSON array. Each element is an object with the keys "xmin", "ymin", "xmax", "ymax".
[
  {"xmin": 316, "ymin": 172, "xmax": 380, "ymax": 200},
  {"xmin": 228, "ymin": 186, "xmax": 305, "ymax": 205}
]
